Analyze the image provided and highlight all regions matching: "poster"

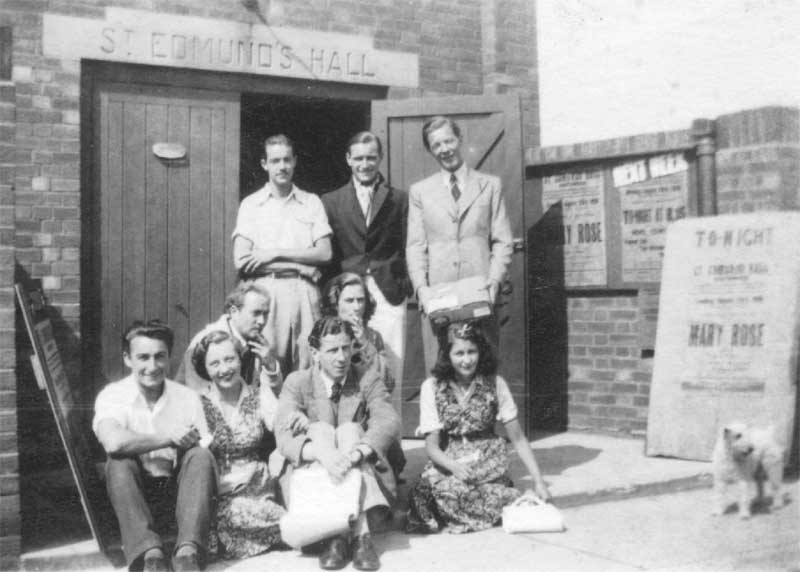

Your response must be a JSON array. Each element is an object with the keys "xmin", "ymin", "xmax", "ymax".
[
  {"xmin": 615, "ymin": 153, "xmax": 689, "ymax": 283},
  {"xmin": 646, "ymin": 212, "xmax": 800, "ymax": 461},
  {"xmin": 541, "ymin": 170, "xmax": 606, "ymax": 287}
]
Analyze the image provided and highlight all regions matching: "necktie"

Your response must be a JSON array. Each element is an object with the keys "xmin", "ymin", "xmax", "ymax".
[
  {"xmin": 364, "ymin": 187, "xmax": 374, "ymax": 226},
  {"xmin": 450, "ymin": 173, "xmax": 461, "ymax": 201},
  {"xmin": 330, "ymin": 382, "xmax": 342, "ymax": 404},
  {"xmin": 240, "ymin": 349, "xmax": 256, "ymax": 385}
]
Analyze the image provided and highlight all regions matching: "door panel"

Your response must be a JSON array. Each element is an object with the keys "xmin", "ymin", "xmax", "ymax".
[
  {"xmin": 96, "ymin": 84, "xmax": 240, "ymax": 381},
  {"xmin": 372, "ymin": 94, "xmax": 527, "ymax": 436}
]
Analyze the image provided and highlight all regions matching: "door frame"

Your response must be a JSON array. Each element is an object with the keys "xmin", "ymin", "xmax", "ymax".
[
  {"xmin": 80, "ymin": 60, "xmax": 388, "ymax": 391},
  {"xmin": 371, "ymin": 93, "xmax": 529, "ymax": 434}
]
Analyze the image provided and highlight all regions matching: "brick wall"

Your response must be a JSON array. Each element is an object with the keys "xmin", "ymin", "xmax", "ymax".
[
  {"xmin": 566, "ymin": 294, "xmax": 651, "ymax": 434},
  {"xmin": 716, "ymin": 107, "xmax": 800, "ymax": 214},
  {"xmin": 0, "ymin": 27, "xmax": 19, "ymax": 567}
]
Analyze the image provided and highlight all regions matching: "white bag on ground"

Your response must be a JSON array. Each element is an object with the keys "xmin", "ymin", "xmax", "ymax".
[
  {"xmin": 279, "ymin": 465, "xmax": 362, "ymax": 548},
  {"xmin": 502, "ymin": 491, "xmax": 566, "ymax": 533}
]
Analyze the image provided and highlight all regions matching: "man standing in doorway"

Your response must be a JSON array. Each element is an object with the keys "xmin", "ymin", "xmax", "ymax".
[
  {"xmin": 406, "ymin": 116, "xmax": 513, "ymax": 372},
  {"xmin": 322, "ymin": 131, "xmax": 409, "ymax": 394},
  {"xmin": 93, "ymin": 320, "xmax": 215, "ymax": 572},
  {"xmin": 233, "ymin": 134, "xmax": 333, "ymax": 375}
]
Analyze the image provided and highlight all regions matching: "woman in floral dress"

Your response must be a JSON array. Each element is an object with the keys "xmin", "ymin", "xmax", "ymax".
[
  {"xmin": 406, "ymin": 321, "xmax": 550, "ymax": 534},
  {"xmin": 192, "ymin": 330, "xmax": 286, "ymax": 559}
]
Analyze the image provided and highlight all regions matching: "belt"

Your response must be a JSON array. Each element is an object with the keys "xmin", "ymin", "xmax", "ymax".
[{"xmin": 249, "ymin": 269, "xmax": 315, "ymax": 283}]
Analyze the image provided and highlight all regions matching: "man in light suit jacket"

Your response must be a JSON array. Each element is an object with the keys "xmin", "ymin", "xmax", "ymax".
[
  {"xmin": 275, "ymin": 316, "xmax": 400, "ymax": 571},
  {"xmin": 406, "ymin": 115, "xmax": 513, "ymax": 371},
  {"xmin": 321, "ymin": 131, "xmax": 410, "ymax": 395}
]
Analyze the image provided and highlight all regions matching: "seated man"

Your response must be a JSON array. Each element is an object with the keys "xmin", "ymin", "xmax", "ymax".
[
  {"xmin": 275, "ymin": 316, "xmax": 401, "ymax": 571},
  {"xmin": 175, "ymin": 281, "xmax": 281, "ymax": 424},
  {"xmin": 93, "ymin": 320, "xmax": 216, "ymax": 572}
]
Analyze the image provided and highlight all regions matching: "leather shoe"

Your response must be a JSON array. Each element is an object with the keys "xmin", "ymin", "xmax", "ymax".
[
  {"xmin": 319, "ymin": 536, "xmax": 350, "ymax": 570},
  {"xmin": 352, "ymin": 533, "xmax": 380, "ymax": 571},
  {"xmin": 142, "ymin": 554, "xmax": 168, "ymax": 572},
  {"xmin": 171, "ymin": 551, "xmax": 200, "ymax": 572}
]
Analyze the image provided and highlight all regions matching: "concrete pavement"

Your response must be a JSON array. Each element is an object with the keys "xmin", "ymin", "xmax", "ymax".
[{"xmin": 18, "ymin": 432, "xmax": 799, "ymax": 571}]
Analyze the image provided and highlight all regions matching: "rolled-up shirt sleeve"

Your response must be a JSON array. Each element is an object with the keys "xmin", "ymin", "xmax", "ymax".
[
  {"xmin": 92, "ymin": 384, "xmax": 128, "ymax": 435},
  {"xmin": 231, "ymin": 194, "xmax": 257, "ymax": 242},
  {"xmin": 416, "ymin": 378, "xmax": 443, "ymax": 435},
  {"xmin": 308, "ymin": 194, "xmax": 332, "ymax": 244},
  {"xmin": 495, "ymin": 375, "xmax": 518, "ymax": 423}
]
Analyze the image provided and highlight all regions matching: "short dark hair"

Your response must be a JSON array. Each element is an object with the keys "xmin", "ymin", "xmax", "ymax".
[
  {"xmin": 308, "ymin": 316, "xmax": 355, "ymax": 350},
  {"xmin": 431, "ymin": 321, "xmax": 497, "ymax": 380},
  {"xmin": 191, "ymin": 330, "xmax": 235, "ymax": 382},
  {"xmin": 321, "ymin": 272, "xmax": 376, "ymax": 323},
  {"xmin": 121, "ymin": 319, "xmax": 174, "ymax": 355},
  {"xmin": 346, "ymin": 131, "xmax": 383, "ymax": 156},
  {"xmin": 421, "ymin": 115, "xmax": 462, "ymax": 152},
  {"xmin": 224, "ymin": 280, "xmax": 271, "ymax": 314},
  {"xmin": 263, "ymin": 134, "xmax": 295, "ymax": 158}
]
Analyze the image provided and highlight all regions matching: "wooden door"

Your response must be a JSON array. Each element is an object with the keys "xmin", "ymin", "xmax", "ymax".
[
  {"xmin": 95, "ymin": 84, "xmax": 240, "ymax": 382},
  {"xmin": 371, "ymin": 94, "xmax": 527, "ymax": 436}
]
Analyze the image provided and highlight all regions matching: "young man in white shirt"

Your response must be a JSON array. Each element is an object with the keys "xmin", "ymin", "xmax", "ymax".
[{"xmin": 93, "ymin": 320, "xmax": 215, "ymax": 572}]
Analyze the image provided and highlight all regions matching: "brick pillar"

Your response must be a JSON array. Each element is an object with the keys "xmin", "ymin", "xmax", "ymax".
[
  {"xmin": 480, "ymin": 0, "xmax": 539, "ymax": 147},
  {"xmin": 0, "ymin": 54, "xmax": 19, "ymax": 569},
  {"xmin": 715, "ymin": 106, "xmax": 800, "ymax": 214}
]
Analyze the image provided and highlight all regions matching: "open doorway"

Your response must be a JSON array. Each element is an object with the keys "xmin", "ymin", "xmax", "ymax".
[{"xmin": 240, "ymin": 93, "xmax": 371, "ymax": 197}]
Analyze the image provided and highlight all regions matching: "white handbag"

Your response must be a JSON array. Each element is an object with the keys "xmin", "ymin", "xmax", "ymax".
[{"xmin": 502, "ymin": 491, "xmax": 566, "ymax": 533}]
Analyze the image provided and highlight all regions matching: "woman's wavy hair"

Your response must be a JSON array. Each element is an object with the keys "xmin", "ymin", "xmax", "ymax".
[
  {"xmin": 191, "ymin": 330, "xmax": 237, "ymax": 382},
  {"xmin": 431, "ymin": 320, "xmax": 498, "ymax": 380},
  {"xmin": 320, "ymin": 272, "xmax": 376, "ymax": 324}
]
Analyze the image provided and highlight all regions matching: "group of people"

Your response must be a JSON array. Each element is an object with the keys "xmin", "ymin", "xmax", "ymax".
[{"xmin": 92, "ymin": 116, "xmax": 550, "ymax": 572}]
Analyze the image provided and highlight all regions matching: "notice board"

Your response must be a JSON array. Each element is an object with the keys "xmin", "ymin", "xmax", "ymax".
[
  {"xmin": 15, "ymin": 284, "xmax": 120, "ymax": 561},
  {"xmin": 646, "ymin": 213, "xmax": 800, "ymax": 460}
]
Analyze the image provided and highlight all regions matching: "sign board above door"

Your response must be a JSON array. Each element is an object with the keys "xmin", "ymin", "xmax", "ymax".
[{"xmin": 43, "ymin": 8, "xmax": 419, "ymax": 88}]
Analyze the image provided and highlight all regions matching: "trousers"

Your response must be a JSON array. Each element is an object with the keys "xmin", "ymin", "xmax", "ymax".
[{"xmin": 105, "ymin": 447, "xmax": 216, "ymax": 570}]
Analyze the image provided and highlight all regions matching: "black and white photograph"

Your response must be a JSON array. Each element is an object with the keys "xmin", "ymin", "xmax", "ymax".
[{"xmin": 1, "ymin": 0, "xmax": 798, "ymax": 570}]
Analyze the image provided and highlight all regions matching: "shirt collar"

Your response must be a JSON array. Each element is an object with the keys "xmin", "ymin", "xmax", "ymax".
[
  {"xmin": 318, "ymin": 368, "xmax": 346, "ymax": 399},
  {"xmin": 127, "ymin": 375, "xmax": 171, "ymax": 411},
  {"xmin": 352, "ymin": 172, "xmax": 383, "ymax": 194},
  {"xmin": 254, "ymin": 182, "xmax": 304, "ymax": 205},
  {"xmin": 442, "ymin": 163, "xmax": 468, "ymax": 190}
]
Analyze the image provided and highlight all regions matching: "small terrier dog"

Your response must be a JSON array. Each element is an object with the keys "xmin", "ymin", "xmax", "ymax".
[{"xmin": 711, "ymin": 422, "xmax": 787, "ymax": 519}]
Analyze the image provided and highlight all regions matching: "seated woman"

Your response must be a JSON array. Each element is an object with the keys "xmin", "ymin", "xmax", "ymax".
[
  {"xmin": 321, "ymin": 272, "xmax": 405, "ymax": 480},
  {"xmin": 191, "ymin": 330, "xmax": 286, "ymax": 560},
  {"xmin": 406, "ymin": 321, "xmax": 550, "ymax": 534},
  {"xmin": 320, "ymin": 272, "xmax": 394, "ymax": 392}
]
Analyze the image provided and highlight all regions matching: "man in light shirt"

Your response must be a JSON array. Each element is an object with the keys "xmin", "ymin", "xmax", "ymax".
[
  {"xmin": 93, "ymin": 320, "xmax": 215, "ymax": 572},
  {"xmin": 406, "ymin": 116, "xmax": 513, "ymax": 371},
  {"xmin": 233, "ymin": 134, "xmax": 333, "ymax": 375}
]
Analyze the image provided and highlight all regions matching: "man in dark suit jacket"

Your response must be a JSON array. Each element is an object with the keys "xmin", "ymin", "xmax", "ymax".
[{"xmin": 322, "ymin": 131, "xmax": 409, "ymax": 402}]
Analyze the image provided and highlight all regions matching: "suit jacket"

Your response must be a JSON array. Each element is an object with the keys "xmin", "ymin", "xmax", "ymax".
[
  {"xmin": 406, "ymin": 167, "xmax": 513, "ymax": 293},
  {"xmin": 274, "ymin": 366, "xmax": 401, "ymax": 495},
  {"xmin": 321, "ymin": 176, "xmax": 410, "ymax": 305}
]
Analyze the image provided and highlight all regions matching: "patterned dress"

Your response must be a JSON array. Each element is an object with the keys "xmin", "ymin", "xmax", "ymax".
[
  {"xmin": 406, "ymin": 375, "xmax": 520, "ymax": 533},
  {"xmin": 201, "ymin": 389, "xmax": 286, "ymax": 559}
]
